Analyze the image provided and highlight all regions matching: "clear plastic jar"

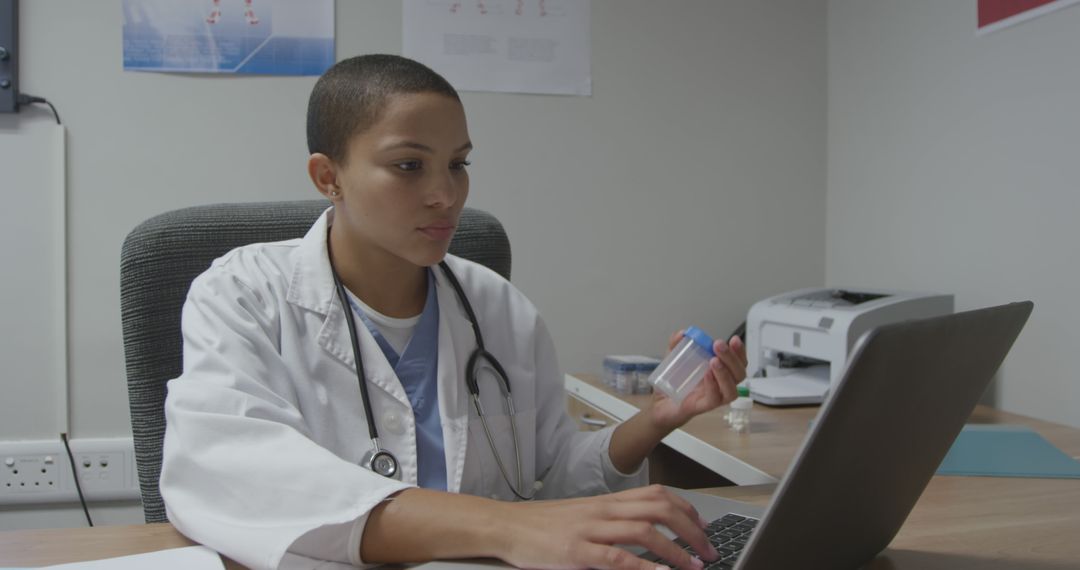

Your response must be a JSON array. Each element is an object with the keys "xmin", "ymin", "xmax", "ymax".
[
  {"xmin": 725, "ymin": 397, "xmax": 753, "ymax": 434},
  {"xmin": 648, "ymin": 326, "xmax": 715, "ymax": 404}
]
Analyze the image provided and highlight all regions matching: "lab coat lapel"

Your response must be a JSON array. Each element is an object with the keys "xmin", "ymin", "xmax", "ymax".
[
  {"xmin": 434, "ymin": 265, "xmax": 472, "ymax": 494},
  {"xmin": 286, "ymin": 208, "xmax": 411, "ymax": 409},
  {"xmin": 316, "ymin": 297, "xmax": 412, "ymax": 409}
]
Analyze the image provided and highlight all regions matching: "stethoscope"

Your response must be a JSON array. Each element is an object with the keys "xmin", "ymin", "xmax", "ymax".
[{"xmin": 328, "ymin": 243, "xmax": 538, "ymax": 501}]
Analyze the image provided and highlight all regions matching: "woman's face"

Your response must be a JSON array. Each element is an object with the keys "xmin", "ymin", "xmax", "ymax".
[{"xmin": 332, "ymin": 92, "xmax": 472, "ymax": 269}]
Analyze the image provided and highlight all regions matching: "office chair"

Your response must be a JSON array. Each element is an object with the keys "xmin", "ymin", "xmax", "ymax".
[{"xmin": 120, "ymin": 200, "xmax": 511, "ymax": 523}]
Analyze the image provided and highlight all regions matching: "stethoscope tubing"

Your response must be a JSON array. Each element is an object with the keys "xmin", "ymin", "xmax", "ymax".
[
  {"xmin": 443, "ymin": 263, "xmax": 536, "ymax": 501},
  {"xmin": 327, "ymin": 241, "xmax": 535, "ymax": 499},
  {"xmin": 329, "ymin": 244, "xmax": 383, "ymax": 448}
]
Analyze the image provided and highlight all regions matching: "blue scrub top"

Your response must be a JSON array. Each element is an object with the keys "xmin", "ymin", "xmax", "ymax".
[{"xmin": 349, "ymin": 270, "xmax": 448, "ymax": 490}]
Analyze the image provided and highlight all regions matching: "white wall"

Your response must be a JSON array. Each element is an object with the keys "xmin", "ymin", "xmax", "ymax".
[
  {"xmin": 827, "ymin": 0, "xmax": 1080, "ymax": 428},
  {"xmin": 0, "ymin": 124, "xmax": 65, "ymax": 440},
  {"xmin": 0, "ymin": 0, "xmax": 826, "ymax": 529}
]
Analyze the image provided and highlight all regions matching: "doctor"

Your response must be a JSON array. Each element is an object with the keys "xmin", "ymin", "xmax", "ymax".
[{"xmin": 160, "ymin": 54, "xmax": 747, "ymax": 570}]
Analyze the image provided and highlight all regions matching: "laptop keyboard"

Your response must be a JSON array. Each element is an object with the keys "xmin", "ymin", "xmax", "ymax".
[{"xmin": 643, "ymin": 513, "xmax": 759, "ymax": 570}]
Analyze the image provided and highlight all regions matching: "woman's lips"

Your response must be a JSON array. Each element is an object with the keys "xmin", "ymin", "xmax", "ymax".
[{"xmin": 419, "ymin": 225, "xmax": 455, "ymax": 241}]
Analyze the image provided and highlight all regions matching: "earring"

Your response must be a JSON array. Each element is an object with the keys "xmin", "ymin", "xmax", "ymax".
[{"xmin": 330, "ymin": 190, "xmax": 339, "ymax": 197}]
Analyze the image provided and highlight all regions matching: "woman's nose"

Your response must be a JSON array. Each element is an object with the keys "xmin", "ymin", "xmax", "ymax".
[{"xmin": 425, "ymin": 173, "xmax": 463, "ymax": 207}]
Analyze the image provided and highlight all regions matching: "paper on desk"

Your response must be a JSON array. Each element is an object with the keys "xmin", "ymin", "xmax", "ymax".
[{"xmin": 14, "ymin": 545, "xmax": 224, "ymax": 570}]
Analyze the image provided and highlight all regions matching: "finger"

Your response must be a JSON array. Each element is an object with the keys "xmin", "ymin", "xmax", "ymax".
[
  {"xmin": 708, "ymin": 357, "xmax": 739, "ymax": 403},
  {"xmin": 587, "ymin": 521, "xmax": 704, "ymax": 570},
  {"xmin": 601, "ymin": 498, "xmax": 717, "ymax": 562},
  {"xmin": 576, "ymin": 541, "xmax": 674, "ymax": 570},
  {"xmin": 637, "ymin": 485, "xmax": 707, "ymax": 529},
  {"xmin": 667, "ymin": 330, "xmax": 684, "ymax": 352},
  {"xmin": 607, "ymin": 486, "xmax": 706, "ymax": 529},
  {"xmin": 714, "ymin": 339, "xmax": 747, "ymax": 382},
  {"xmin": 729, "ymin": 335, "xmax": 748, "ymax": 367}
]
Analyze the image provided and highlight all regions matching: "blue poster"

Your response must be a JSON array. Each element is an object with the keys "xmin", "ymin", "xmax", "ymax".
[{"xmin": 122, "ymin": 0, "xmax": 334, "ymax": 75}]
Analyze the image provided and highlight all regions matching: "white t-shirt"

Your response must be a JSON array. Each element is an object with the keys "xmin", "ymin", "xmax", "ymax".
[{"xmin": 344, "ymin": 289, "xmax": 419, "ymax": 356}]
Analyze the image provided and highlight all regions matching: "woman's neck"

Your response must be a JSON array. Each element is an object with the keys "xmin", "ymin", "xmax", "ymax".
[{"xmin": 329, "ymin": 222, "xmax": 427, "ymax": 319}]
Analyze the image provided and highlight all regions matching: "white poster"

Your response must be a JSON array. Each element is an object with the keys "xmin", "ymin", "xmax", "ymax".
[
  {"xmin": 122, "ymin": 0, "xmax": 334, "ymax": 75},
  {"xmin": 977, "ymin": 0, "xmax": 1080, "ymax": 35},
  {"xmin": 403, "ymin": 0, "xmax": 592, "ymax": 96}
]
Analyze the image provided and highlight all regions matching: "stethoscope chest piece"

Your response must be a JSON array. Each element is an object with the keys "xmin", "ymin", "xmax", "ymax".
[{"xmin": 363, "ymin": 447, "xmax": 401, "ymax": 480}]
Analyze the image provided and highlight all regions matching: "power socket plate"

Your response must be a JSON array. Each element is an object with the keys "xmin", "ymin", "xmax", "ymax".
[
  {"xmin": 1, "ymin": 452, "xmax": 61, "ymax": 498},
  {"xmin": 0, "ymin": 438, "xmax": 141, "ymax": 506},
  {"xmin": 0, "ymin": 0, "xmax": 17, "ymax": 113}
]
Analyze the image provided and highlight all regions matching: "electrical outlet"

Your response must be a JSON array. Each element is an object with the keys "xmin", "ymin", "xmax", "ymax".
[
  {"xmin": 1, "ymin": 441, "xmax": 66, "ymax": 505},
  {"xmin": 69, "ymin": 439, "xmax": 137, "ymax": 502},
  {"xmin": 0, "ymin": 438, "xmax": 141, "ymax": 506},
  {"xmin": 0, "ymin": 0, "xmax": 18, "ymax": 113},
  {"xmin": 1, "ymin": 452, "xmax": 61, "ymax": 498}
]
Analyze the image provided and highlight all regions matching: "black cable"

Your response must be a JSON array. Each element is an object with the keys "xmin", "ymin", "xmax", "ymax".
[
  {"xmin": 16, "ymin": 93, "xmax": 62, "ymax": 125},
  {"xmin": 60, "ymin": 433, "xmax": 94, "ymax": 527}
]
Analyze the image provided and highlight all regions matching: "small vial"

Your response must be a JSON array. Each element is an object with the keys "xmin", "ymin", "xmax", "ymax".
[
  {"xmin": 614, "ymin": 368, "xmax": 634, "ymax": 394},
  {"xmin": 604, "ymin": 357, "xmax": 638, "ymax": 394},
  {"xmin": 633, "ymin": 357, "xmax": 660, "ymax": 395},
  {"xmin": 632, "ymin": 369, "xmax": 652, "ymax": 395},
  {"xmin": 725, "ymin": 397, "xmax": 753, "ymax": 434},
  {"xmin": 602, "ymin": 365, "xmax": 615, "ymax": 388},
  {"xmin": 605, "ymin": 356, "xmax": 659, "ymax": 395}
]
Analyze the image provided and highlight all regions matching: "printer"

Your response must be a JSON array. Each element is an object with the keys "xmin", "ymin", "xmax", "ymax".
[{"xmin": 745, "ymin": 288, "xmax": 954, "ymax": 406}]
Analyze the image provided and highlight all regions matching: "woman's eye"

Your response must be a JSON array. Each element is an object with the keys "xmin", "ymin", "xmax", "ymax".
[
  {"xmin": 395, "ymin": 161, "xmax": 422, "ymax": 172},
  {"xmin": 451, "ymin": 160, "xmax": 472, "ymax": 171}
]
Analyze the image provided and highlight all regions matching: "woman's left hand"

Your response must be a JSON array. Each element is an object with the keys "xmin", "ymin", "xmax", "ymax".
[{"xmin": 649, "ymin": 331, "xmax": 748, "ymax": 431}]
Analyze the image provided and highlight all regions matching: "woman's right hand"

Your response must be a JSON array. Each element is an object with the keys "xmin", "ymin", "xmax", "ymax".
[{"xmin": 492, "ymin": 484, "xmax": 719, "ymax": 570}]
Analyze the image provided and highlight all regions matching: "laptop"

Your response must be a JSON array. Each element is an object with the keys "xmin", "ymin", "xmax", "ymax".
[{"xmin": 419, "ymin": 301, "xmax": 1034, "ymax": 570}]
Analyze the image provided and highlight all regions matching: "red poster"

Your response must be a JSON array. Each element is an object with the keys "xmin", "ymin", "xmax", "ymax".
[{"xmin": 978, "ymin": 0, "xmax": 1080, "ymax": 33}]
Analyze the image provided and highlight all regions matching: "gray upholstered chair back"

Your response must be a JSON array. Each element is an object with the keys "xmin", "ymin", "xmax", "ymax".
[{"xmin": 120, "ymin": 200, "xmax": 511, "ymax": 523}]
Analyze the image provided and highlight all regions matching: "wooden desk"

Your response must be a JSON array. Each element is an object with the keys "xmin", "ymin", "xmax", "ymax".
[
  {"xmin": 570, "ymin": 373, "xmax": 1080, "ymax": 569},
  {"xmin": 568, "ymin": 373, "xmax": 818, "ymax": 483},
  {"xmin": 3, "ymin": 479, "xmax": 1078, "ymax": 570},
  {"xmin": 2, "ymin": 374, "xmax": 1077, "ymax": 569},
  {"xmin": 701, "ymin": 479, "xmax": 1080, "ymax": 569},
  {"xmin": 567, "ymin": 373, "xmax": 1080, "ymax": 482},
  {"xmin": 0, "ymin": 522, "xmax": 240, "ymax": 569}
]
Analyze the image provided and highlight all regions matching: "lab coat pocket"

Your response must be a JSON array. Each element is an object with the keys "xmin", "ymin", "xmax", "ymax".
[{"xmin": 465, "ymin": 407, "xmax": 537, "ymax": 501}]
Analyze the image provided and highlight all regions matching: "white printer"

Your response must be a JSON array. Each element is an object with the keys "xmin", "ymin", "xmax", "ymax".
[{"xmin": 745, "ymin": 288, "xmax": 954, "ymax": 406}]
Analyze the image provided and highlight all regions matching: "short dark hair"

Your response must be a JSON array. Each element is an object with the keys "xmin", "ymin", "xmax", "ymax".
[{"xmin": 306, "ymin": 54, "xmax": 460, "ymax": 164}]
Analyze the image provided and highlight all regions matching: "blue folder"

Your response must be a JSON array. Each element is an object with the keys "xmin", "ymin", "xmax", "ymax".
[{"xmin": 936, "ymin": 424, "xmax": 1080, "ymax": 479}]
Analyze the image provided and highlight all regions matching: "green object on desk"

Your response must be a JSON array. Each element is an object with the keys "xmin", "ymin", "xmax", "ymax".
[{"xmin": 936, "ymin": 424, "xmax": 1080, "ymax": 479}]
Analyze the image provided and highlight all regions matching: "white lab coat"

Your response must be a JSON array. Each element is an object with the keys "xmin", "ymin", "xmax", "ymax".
[{"xmin": 160, "ymin": 209, "xmax": 646, "ymax": 570}]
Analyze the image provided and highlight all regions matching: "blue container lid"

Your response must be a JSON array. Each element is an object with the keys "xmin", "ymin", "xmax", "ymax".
[
  {"xmin": 683, "ymin": 326, "xmax": 716, "ymax": 355},
  {"xmin": 634, "ymin": 357, "xmax": 661, "ymax": 372},
  {"xmin": 603, "ymin": 356, "xmax": 639, "ymax": 372}
]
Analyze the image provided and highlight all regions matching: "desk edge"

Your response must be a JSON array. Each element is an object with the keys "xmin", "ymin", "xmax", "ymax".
[{"xmin": 565, "ymin": 374, "xmax": 777, "ymax": 485}]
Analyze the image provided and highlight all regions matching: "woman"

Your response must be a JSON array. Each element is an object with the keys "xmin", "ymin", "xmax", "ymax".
[{"xmin": 160, "ymin": 54, "xmax": 747, "ymax": 570}]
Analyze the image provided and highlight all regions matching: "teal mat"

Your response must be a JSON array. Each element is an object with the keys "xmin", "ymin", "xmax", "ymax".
[{"xmin": 937, "ymin": 424, "xmax": 1080, "ymax": 479}]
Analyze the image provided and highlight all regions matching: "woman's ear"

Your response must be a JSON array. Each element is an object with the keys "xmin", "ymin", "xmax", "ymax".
[{"xmin": 307, "ymin": 153, "xmax": 341, "ymax": 201}]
